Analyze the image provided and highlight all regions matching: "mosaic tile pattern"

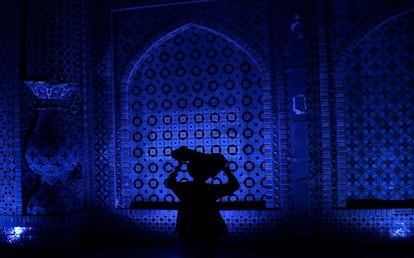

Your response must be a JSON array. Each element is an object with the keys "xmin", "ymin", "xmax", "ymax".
[
  {"xmin": 111, "ymin": 1, "xmax": 279, "ymax": 209},
  {"xmin": 21, "ymin": 0, "xmax": 84, "ymax": 213},
  {"xmin": 4, "ymin": 0, "xmax": 413, "ymax": 247},
  {"xmin": 126, "ymin": 24, "xmax": 267, "ymax": 205},
  {"xmin": 311, "ymin": 0, "xmax": 414, "ymax": 241},
  {"xmin": 340, "ymin": 11, "xmax": 414, "ymax": 202},
  {"xmin": 0, "ymin": 1, "xmax": 22, "ymax": 215}
]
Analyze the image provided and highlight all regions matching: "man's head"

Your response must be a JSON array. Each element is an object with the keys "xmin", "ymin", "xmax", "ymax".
[{"xmin": 172, "ymin": 146, "xmax": 227, "ymax": 182}]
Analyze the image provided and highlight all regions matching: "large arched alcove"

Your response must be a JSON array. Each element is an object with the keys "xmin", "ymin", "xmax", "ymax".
[
  {"xmin": 335, "ymin": 10, "xmax": 414, "ymax": 208},
  {"xmin": 119, "ymin": 23, "xmax": 275, "ymax": 209}
]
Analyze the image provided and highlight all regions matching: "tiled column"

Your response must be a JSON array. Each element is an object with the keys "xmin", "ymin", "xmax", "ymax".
[{"xmin": 285, "ymin": 12, "xmax": 311, "ymax": 237}]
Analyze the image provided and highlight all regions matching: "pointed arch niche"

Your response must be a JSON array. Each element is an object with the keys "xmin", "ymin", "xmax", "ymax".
[
  {"xmin": 118, "ymin": 23, "xmax": 277, "ymax": 209},
  {"xmin": 334, "ymin": 10, "xmax": 414, "ymax": 208}
]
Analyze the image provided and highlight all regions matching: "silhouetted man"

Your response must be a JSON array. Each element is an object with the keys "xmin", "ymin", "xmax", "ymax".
[{"xmin": 165, "ymin": 146, "xmax": 240, "ymax": 258}]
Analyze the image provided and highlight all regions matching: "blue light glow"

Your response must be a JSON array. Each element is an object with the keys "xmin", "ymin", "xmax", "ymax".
[
  {"xmin": 125, "ymin": 23, "xmax": 270, "ymax": 205},
  {"xmin": 4, "ymin": 226, "xmax": 31, "ymax": 244},
  {"xmin": 389, "ymin": 219, "xmax": 412, "ymax": 239}
]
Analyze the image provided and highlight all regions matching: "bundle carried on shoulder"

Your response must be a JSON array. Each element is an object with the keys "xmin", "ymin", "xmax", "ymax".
[{"xmin": 171, "ymin": 146, "xmax": 227, "ymax": 178}]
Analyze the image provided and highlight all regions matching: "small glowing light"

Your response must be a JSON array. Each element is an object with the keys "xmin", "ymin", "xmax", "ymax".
[
  {"xmin": 5, "ymin": 226, "xmax": 29, "ymax": 244},
  {"xmin": 389, "ymin": 221, "xmax": 411, "ymax": 239}
]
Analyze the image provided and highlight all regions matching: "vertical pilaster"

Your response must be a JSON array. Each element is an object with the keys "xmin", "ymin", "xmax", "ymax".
[{"xmin": 284, "ymin": 0, "xmax": 312, "ymax": 238}]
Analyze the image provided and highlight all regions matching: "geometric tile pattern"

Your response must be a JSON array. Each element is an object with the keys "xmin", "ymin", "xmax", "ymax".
[
  {"xmin": 2, "ymin": 0, "xmax": 414, "ymax": 247},
  {"xmin": 341, "ymin": 12, "xmax": 414, "ymax": 201},
  {"xmin": 312, "ymin": 0, "xmax": 414, "ymax": 241},
  {"xmin": 111, "ymin": 1, "xmax": 278, "ymax": 209},
  {"xmin": 93, "ymin": 209, "xmax": 283, "ymax": 242},
  {"xmin": 20, "ymin": 0, "xmax": 84, "ymax": 212},
  {"xmin": 126, "ymin": 24, "xmax": 267, "ymax": 205},
  {"xmin": 0, "ymin": 1, "xmax": 22, "ymax": 215}
]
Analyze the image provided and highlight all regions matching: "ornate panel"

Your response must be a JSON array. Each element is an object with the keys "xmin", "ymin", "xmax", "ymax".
[
  {"xmin": 0, "ymin": 0, "xmax": 22, "ymax": 215},
  {"xmin": 314, "ymin": 0, "xmax": 414, "ymax": 210},
  {"xmin": 110, "ymin": 1, "xmax": 280, "ymax": 209},
  {"xmin": 126, "ymin": 24, "xmax": 269, "ymax": 206},
  {"xmin": 21, "ymin": 0, "xmax": 84, "ymax": 213},
  {"xmin": 339, "ymin": 11, "xmax": 414, "ymax": 202}
]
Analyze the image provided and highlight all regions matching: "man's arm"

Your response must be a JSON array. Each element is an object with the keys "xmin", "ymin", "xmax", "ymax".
[
  {"xmin": 222, "ymin": 166, "xmax": 240, "ymax": 192},
  {"xmin": 213, "ymin": 165, "xmax": 240, "ymax": 199},
  {"xmin": 164, "ymin": 162, "xmax": 182, "ymax": 189}
]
